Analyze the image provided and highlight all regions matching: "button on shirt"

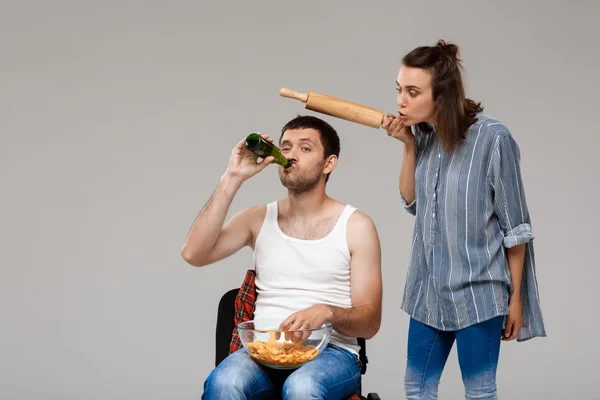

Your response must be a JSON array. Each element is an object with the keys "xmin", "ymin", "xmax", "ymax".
[{"xmin": 400, "ymin": 114, "xmax": 546, "ymax": 342}]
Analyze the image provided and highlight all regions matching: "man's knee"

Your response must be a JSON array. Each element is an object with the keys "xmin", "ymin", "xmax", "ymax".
[
  {"xmin": 282, "ymin": 372, "xmax": 325, "ymax": 400},
  {"xmin": 202, "ymin": 351, "xmax": 271, "ymax": 400},
  {"xmin": 203, "ymin": 366, "xmax": 247, "ymax": 399},
  {"xmin": 282, "ymin": 346, "xmax": 360, "ymax": 399}
]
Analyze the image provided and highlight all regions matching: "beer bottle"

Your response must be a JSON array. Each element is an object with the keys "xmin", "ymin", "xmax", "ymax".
[{"xmin": 245, "ymin": 133, "xmax": 292, "ymax": 168}]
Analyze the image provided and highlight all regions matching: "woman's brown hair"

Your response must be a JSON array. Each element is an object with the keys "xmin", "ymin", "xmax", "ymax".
[{"xmin": 403, "ymin": 40, "xmax": 483, "ymax": 152}]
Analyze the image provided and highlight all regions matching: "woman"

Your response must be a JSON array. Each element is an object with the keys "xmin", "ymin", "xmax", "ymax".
[{"xmin": 382, "ymin": 40, "xmax": 546, "ymax": 400}]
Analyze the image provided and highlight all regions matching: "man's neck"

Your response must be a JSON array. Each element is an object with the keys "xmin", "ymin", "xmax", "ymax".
[{"xmin": 281, "ymin": 188, "xmax": 330, "ymax": 218}]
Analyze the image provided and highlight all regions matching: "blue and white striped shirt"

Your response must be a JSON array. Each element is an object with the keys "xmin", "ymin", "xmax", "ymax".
[{"xmin": 400, "ymin": 114, "xmax": 546, "ymax": 341}]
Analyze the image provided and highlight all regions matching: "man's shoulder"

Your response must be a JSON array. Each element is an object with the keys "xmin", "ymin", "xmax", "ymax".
[
  {"xmin": 237, "ymin": 204, "xmax": 269, "ymax": 231},
  {"xmin": 346, "ymin": 208, "xmax": 378, "ymax": 243},
  {"xmin": 347, "ymin": 209, "xmax": 376, "ymax": 230},
  {"xmin": 240, "ymin": 204, "xmax": 268, "ymax": 217},
  {"xmin": 327, "ymin": 198, "xmax": 372, "ymax": 225},
  {"xmin": 325, "ymin": 198, "xmax": 377, "ymax": 232},
  {"xmin": 242, "ymin": 204, "xmax": 270, "ymax": 245},
  {"xmin": 346, "ymin": 209, "xmax": 380, "ymax": 257}
]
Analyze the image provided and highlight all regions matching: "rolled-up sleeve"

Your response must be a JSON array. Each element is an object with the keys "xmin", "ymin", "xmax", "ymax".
[
  {"xmin": 490, "ymin": 133, "xmax": 534, "ymax": 248},
  {"xmin": 503, "ymin": 223, "xmax": 534, "ymax": 248},
  {"xmin": 400, "ymin": 190, "xmax": 417, "ymax": 215}
]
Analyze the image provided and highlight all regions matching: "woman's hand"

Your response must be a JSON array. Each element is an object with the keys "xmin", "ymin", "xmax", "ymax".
[
  {"xmin": 502, "ymin": 296, "xmax": 524, "ymax": 341},
  {"xmin": 382, "ymin": 113, "xmax": 415, "ymax": 145}
]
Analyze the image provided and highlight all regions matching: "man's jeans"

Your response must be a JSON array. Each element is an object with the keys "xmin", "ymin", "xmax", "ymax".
[
  {"xmin": 405, "ymin": 316, "xmax": 504, "ymax": 400},
  {"xmin": 202, "ymin": 345, "xmax": 361, "ymax": 399}
]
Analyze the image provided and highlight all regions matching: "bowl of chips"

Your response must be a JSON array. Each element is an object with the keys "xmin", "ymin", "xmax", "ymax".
[{"xmin": 237, "ymin": 319, "xmax": 333, "ymax": 370}]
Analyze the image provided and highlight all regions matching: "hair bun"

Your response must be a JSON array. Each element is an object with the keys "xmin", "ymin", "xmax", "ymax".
[{"xmin": 436, "ymin": 39, "xmax": 459, "ymax": 61}]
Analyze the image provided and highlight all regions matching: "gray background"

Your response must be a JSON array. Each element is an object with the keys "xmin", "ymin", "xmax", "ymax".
[{"xmin": 1, "ymin": 0, "xmax": 598, "ymax": 399}]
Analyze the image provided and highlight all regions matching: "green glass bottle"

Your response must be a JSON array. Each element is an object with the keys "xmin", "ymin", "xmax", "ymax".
[{"xmin": 245, "ymin": 133, "xmax": 293, "ymax": 168}]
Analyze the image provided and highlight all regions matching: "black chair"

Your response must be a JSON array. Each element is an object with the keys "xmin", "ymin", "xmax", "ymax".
[{"xmin": 215, "ymin": 288, "xmax": 381, "ymax": 400}]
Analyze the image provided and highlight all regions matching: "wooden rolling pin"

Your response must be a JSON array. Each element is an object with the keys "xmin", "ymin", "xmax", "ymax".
[{"xmin": 279, "ymin": 87, "xmax": 385, "ymax": 129}]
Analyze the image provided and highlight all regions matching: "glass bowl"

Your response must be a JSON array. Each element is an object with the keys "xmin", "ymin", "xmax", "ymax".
[{"xmin": 237, "ymin": 319, "xmax": 332, "ymax": 370}]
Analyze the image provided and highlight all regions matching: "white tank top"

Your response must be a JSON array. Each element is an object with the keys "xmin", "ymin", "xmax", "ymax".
[{"xmin": 252, "ymin": 201, "xmax": 360, "ymax": 356}]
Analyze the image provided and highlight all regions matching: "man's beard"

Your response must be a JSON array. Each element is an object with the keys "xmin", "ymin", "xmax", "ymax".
[{"xmin": 278, "ymin": 163, "xmax": 324, "ymax": 194}]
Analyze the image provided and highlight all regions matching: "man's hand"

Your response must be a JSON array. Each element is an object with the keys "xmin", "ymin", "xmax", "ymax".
[
  {"xmin": 226, "ymin": 133, "xmax": 275, "ymax": 182},
  {"xmin": 502, "ymin": 296, "xmax": 524, "ymax": 341},
  {"xmin": 382, "ymin": 113, "xmax": 415, "ymax": 145},
  {"xmin": 278, "ymin": 305, "xmax": 333, "ymax": 343}
]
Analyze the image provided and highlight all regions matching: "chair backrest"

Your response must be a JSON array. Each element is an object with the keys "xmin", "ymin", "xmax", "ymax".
[
  {"xmin": 214, "ymin": 288, "xmax": 368, "ymax": 375},
  {"xmin": 215, "ymin": 288, "xmax": 238, "ymax": 367}
]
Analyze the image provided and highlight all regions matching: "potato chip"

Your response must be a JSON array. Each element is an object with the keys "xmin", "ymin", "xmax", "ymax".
[{"xmin": 247, "ymin": 331, "xmax": 320, "ymax": 366}]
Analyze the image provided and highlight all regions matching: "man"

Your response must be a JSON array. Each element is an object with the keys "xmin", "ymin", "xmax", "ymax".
[{"xmin": 181, "ymin": 115, "xmax": 382, "ymax": 399}]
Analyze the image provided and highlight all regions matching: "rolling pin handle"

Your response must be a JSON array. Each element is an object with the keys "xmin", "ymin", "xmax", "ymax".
[{"xmin": 279, "ymin": 87, "xmax": 308, "ymax": 103}]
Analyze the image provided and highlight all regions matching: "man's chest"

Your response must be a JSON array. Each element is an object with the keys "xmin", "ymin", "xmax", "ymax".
[{"xmin": 278, "ymin": 216, "xmax": 337, "ymax": 240}]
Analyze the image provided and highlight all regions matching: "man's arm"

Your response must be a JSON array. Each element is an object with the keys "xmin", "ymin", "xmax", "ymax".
[
  {"xmin": 181, "ymin": 174, "xmax": 252, "ymax": 267},
  {"xmin": 181, "ymin": 134, "xmax": 274, "ymax": 267},
  {"xmin": 326, "ymin": 211, "xmax": 382, "ymax": 339},
  {"xmin": 278, "ymin": 211, "xmax": 383, "ymax": 340}
]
